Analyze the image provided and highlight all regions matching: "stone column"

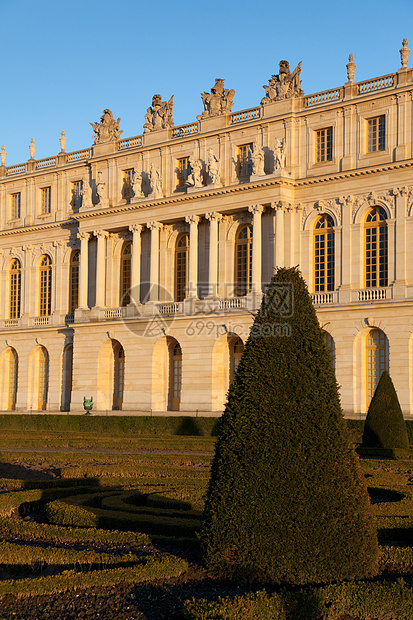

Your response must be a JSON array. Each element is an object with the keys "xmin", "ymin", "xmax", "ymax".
[
  {"xmin": 77, "ymin": 232, "xmax": 90, "ymax": 309},
  {"xmin": 93, "ymin": 230, "xmax": 108, "ymax": 308},
  {"xmin": 394, "ymin": 187, "xmax": 408, "ymax": 287},
  {"xmin": 248, "ymin": 205, "xmax": 264, "ymax": 293},
  {"xmin": 338, "ymin": 196, "xmax": 352, "ymax": 303},
  {"xmin": 272, "ymin": 202, "xmax": 285, "ymax": 268},
  {"xmin": 129, "ymin": 224, "xmax": 142, "ymax": 305},
  {"xmin": 147, "ymin": 221, "xmax": 162, "ymax": 302},
  {"xmin": 185, "ymin": 215, "xmax": 200, "ymax": 299},
  {"xmin": 205, "ymin": 212, "xmax": 222, "ymax": 297},
  {"xmin": 21, "ymin": 244, "xmax": 32, "ymax": 317}
]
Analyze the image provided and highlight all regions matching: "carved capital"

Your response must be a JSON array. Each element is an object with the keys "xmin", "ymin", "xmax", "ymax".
[
  {"xmin": 248, "ymin": 204, "xmax": 264, "ymax": 215},
  {"xmin": 146, "ymin": 221, "xmax": 163, "ymax": 231},
  {"xmin": 77, "ymin": 232, "xmax": 90, "ymax": 242},
  {"xmin": 271, "ymin": 200, "xmax": 289, "ymax": 212},
  {"xmin": 93, "ymin": 230, "xmax": 109, "ymax": 239},
  {"xmin": 393, "ymin": 186, "xmax": 409, "ymax": 197},
  {"xmin": 185, "ymin": 214, "xmax": 200, "ymax": 225},
  {"xmin": 129, "ymin": 224, "xmax": 143, "ymax": 234},
  {"xmin": 205, "ymin": 212, "xmax": 223, "ymax": 222},
  {"xmin": 22, "ymin": 244, "xmax": 33, "ymax": 253}
]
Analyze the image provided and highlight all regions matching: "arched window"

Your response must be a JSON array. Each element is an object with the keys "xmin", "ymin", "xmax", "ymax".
[
  {"xmin": 323, "ymin": 331, "xmax": 336, "ymax": 370},
  {"xmin": 113, "ymin": 344, "xmax": 125, "ymax": 410},
  {"xmin": 69, "ymin": 251, "xmax": 80, "ymax": 313},
  {"xmin": 367, "ymin": 329, "xmax": 388, "ymax": 403},
  {"xmin": 38, "ymin": 347, "xmax": 49, "ymax": 411},
  {"xmin": 7, "ymin": 348, "xmax": 18, "ymax": 410},
  {"xmin": 230, "ymin": 337, "xmax": 244, "ymax": 385},
  {"xmin": 314, "ymin": 214, "xmax": 335, "ymax": 292},
  {"xmin": 120, "ymin": 243, "xmax": 132, "ymax": 306},
  {"xmin": 235, "ymin": 225, "xmax": 253, "ymax": 296},
  {"xmin": 365, "ymin": 206, "xmax": 388, "ymax": 288},
  {"xmin": 175, "ymin": 234, "xmax": 189, "ymax": 302},
  {"xmin": 169, "ymin": 342, "xmax": 182, "ymax": 411},
  {"xmin": 39, "ymin": 255, "xmax": 52, "ymax": 316},
  {"xmin": 9, "ymin": 258, "xmax": 21, "ymax": 319}
]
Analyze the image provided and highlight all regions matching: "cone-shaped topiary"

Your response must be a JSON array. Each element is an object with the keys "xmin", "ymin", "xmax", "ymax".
[
  {"xmin": 200, "ymin": 267, "xmax": 378, "ymax": 585},
  {"xmin": 362, "ymin": 371, "xmax": 409, "ymax": 452}
]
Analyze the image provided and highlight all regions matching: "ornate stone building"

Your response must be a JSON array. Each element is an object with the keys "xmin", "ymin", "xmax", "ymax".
[{"xmin": 1, "ymin": 45, "xmax": 413, "ymax": 417}]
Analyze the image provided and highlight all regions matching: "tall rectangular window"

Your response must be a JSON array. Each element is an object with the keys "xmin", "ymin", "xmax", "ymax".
[
  {"xmin": 72, "ymin": 181, "xmax": 83, "ymax": 210},
  {"xmin": 123, "ymin": 169, "xmax": 133, "ymax": 200},
  {"xmin": 316, "ymin": 128, "xmax": 333, "ymax": 162},
  {"xmin": 367, "ymin": 116, "xmax": 385, "ymax": 152},
  {"xmin": 41, "ymin": 187, "xmax": 51, "ymax": 214},
  {"xmin": 177, "ymin": 158, "xmax": 190, "ymax": 187},
  {"xmin": 237, "ymin": 144, "xmax": 252, "ymax": 177},
  {"xmin": 10, "ymin": 193, "xmax": 21, "ymax": 220}
]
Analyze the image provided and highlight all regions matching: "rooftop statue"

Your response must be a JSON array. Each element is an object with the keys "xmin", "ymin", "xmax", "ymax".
[
  {"xmin": 201, "ymin": 78, "xmax": 235, "ymax": 118},
  {"xmin": 91, "ymin": 109, "xmax": 123, "ymax": 145},
  {"xmin": 261, "ymin": 61, "xmax": 303, "ymax": 104},
  {"xmin": 143, "ymin": 94, "xmax": 174, "ymax": 133}
]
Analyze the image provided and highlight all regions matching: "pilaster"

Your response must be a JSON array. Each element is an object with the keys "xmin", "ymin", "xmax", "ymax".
[{"xmin": 185, "ymin": 215, "xmax": 200, "ymax": 299}]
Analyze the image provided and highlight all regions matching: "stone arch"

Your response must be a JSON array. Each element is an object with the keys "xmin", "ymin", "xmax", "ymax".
[
  {"xmin": 352, "ymin": 324, "xmax": 389, "ymax": 414},
  {"xmin": 226, "ymin": 212, "xmax": 252, "ymax": 243},
  {"xmin": 0, "ymin": 346, "xmax": 19, "ymax": 410},
  {"xmin": 211, "ymin": 331, "xmax": 244, "ymax": 411},
  {"xmin": 303, "ymin": 207, "xmax": 339, "ymax": 231},
  {"xmin": 166, "ymin": 221, "xmax": 189, "ymax": 251},
  {"xmin": 97, "ymin": 338, "xmax": 125, "ymax": 410},
  {"xmin": 151, "ymin": 335, "xmax": 182, "ymax": 411},
  {"xmin": 353, "ymin": 200, "xmax": 392, "ymax": 225}
]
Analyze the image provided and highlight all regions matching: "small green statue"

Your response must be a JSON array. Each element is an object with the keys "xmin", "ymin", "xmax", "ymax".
[{"xmin": 83, "ymin": 396, "xmax": 93, "ymax": 415}]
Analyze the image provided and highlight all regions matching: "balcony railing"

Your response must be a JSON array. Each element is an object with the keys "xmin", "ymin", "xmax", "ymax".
[
  {"xmin": 31, "ymin": 316, "xmax": 50, "ymax": 327},
  {"xmin": 7, "ymin": 163, "xmax": 26, "ymax": 176},
  {"xmin": 3, "ymin": 319, "xmax": 20, "ymax": 328},
  {"xmin": 67, "ymin": 148, "xmax": 91, "ymax": 163},
  {"xmin": 311, "ymin": 292, "xmax": 337, "ymax": 305},
  {"xmin": 118, "ymin": 136, "xmax": 143, "ymax": 150},
  {"xmin": 102, "ymin": 308, "xmax": 127, "ymax": 320},
  {"xmin": 36, "ymin": 157, "xmax": 57, "ymax": 170},
  {"xmin": 231, "ymin": 107, "xmax": 261, "ymax": 124},
  {"xmin": 357, "ymin": 74, "xmax": 395, "ymax": 95},
  {"xmin": 172, "ymin": 123, "xmax": 199, "ymax": 138},
  {"xmin": 305, "ymin": 88, "xmax": 343, "ymax": 108},
  {"xmin": 356, "ymin": 287, "xmax": 390, "ymax": 302},
  {"xmin": 157, "ymin": 302, "xmax": 182, "ymax": 315}
]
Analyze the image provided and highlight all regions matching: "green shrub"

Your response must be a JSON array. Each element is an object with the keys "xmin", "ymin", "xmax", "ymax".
[
  {"xmin": 45, "ymin": 496, "xmax": 201, "ymax": 537},
  {"xmin": 0, "ymin": 516, "xmax": 150, "ymax": 545},
  {"xmin": 0, "ymin": 414, "xmax": 219, "ymax": 436},
  {"xmin": 0, "ymin": 555, "xmax": 187, "ymax": 598},
  {"xmin": 184, "ymin": 580, "xmax": 413, "ymax": 620},
  {"xmin": 0, "ymin": 486, "xmax": 96, "ymax": 517},
  {"xmin": 200, "ymin": 267, "xmax": 378, "ymax": 585},
  {"xmin": 362, "ymin": 371, "xmax": 410, "ymax": 453}
]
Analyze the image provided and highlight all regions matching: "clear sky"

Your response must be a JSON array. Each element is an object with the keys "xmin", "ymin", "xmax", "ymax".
[{"xmin": 1, "ymin": 0, "xmax": 412, "ymax": 165}]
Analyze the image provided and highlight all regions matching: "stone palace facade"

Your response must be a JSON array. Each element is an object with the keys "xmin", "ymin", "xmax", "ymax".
[{"xmin": 1, "ymin": 43, "xmax": 413, "ymax": 417}]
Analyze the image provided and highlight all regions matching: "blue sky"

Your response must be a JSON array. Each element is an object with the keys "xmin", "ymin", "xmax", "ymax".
[{"xmin": 1, "ymin": 0, "xmax": 411, "ymax": 165}]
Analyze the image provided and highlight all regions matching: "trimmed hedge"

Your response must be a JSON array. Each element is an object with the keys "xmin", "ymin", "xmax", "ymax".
[
  {"xmin": 184, "ymin": 580, "xmax": 413, "ymax": 620},
  {"xmin": 0, "ymin": 555, "xmax": 187, "ymax": 599},
  {"xmin": 0, "ymin": 486, "xmax": 97, "ymax": 517},
  {"xmin": 0, "ymin": 414, "xmax": 219, "ymax": 436},
  {"xmin": 0, "ymin": 516, "xmax": 150, "ymax": 545},
  {"xmin": 45, "ymin": 495, "xmax": 201, "ymax": 537},
  {"xmin": 362, "ymin": 371, "xmax": 410, "ymax": 453},
  {"xmin": 200, "ymin": 267, "xmax": 378, "ymax": 585}
]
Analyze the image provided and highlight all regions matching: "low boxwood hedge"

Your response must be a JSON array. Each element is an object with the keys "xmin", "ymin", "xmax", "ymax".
[
  {"xmin": 184, "ymin": 579, "xmax": 413, "ymax": 620},
  {"xmin": 0, "ymin": 555, "xmax": 188, "ymax": 599}
]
